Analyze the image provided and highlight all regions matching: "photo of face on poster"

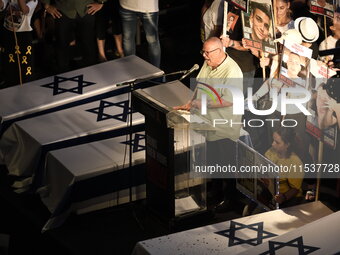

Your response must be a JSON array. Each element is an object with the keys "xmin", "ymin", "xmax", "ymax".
[
  {"xmin": 226, "ymin": 12, "xmax": 239, "ymax": 35},
  {"xmin": 241, "ymin": 0, "xmax": 276, "ymax": 54},
  {"xmin": 279, "ymin": 41, "xmax": 312, "ymax": 87},
  {"xmin": 310, "ymin": 0, "xmax": 334, "ymax": 18}
]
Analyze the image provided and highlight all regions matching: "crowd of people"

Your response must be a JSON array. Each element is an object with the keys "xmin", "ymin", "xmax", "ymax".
[
  {"xmin": 0, "ymin": 0, "xmax": 161, "ymax": 88},
  {"xmin": 191, "ymin": 0, "xmax": 340, "ymax": 212}
]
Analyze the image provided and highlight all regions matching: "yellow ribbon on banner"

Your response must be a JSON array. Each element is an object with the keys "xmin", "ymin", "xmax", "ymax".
[
  {"xmin": 22, "ymin": 56, "xmax": 28, "ymax": 64},
  {"xmin": 26, "ymin": 67, "xmax": 32, "ymax": 76},
  {"xmin": 26, "ymin": 46, "xmax": 32, "ymax": 55},
  {"xmin": 15, "ymin": 45, "xmax": 21, "ymax": 54},
  {"xmin": 9, "ymin": 54, "xmax": 15, "ymax": 63}
]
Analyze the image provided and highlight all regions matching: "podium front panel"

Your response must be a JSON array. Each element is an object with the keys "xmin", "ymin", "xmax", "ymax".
[{"xmin": 132, "ymin": 81, "xmax": 206, "ymax": 222}]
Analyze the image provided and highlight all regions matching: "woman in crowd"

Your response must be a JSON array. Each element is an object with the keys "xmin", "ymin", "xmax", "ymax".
[
  {"xmin": 275, "ymin": 0, "xmax": 294, "ymax": 35},
  {"xmin": 96, "ymin": 0, "xmax": 124, "ymax": 62},
  {"xmin": 265, "ymin": 127, "xmax": 305, "ymax": 207},
  {"xmin": 243, "ymin": 127, "xmax": 304, "ymax": 216}
]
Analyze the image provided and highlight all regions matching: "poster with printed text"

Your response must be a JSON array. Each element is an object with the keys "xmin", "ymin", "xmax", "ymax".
[{"xmin": 310, "ymin": 0, "xmax": 334, "ymax": 18}]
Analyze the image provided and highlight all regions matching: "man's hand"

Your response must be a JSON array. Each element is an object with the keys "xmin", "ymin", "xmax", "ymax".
[
  {"xmin": 45, "ymin": 5, "xmax": 62, "ymax": 19},
  {"xmin": 87, "ymin": 3, "xmax": 104, "ymax": 15},
  {"xmin": 260, "ymin": 57, "xmax": 270, "ymax": 68},
  {"xmin": 220, "ymin": 35, "xmax": 231, "ymax": 48},
  {"xmin": 173, "ymin": 101, "xmax": 192, "ymax": 111}
]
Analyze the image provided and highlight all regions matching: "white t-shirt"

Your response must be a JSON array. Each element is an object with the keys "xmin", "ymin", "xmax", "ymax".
[
  {"xmin": 119, "ymin": 0, "xmax": 158, "ymax": 13},
  {"xmin": 319, "ymin": 35, "xmax": 338, "ymax": 61},
  {"xmin": 0, "ymin": 0, "xmax": 7, "ymax": 11},
  {"xmin": 202, "ymin": 0, "xmax": 224, "ymax": 41},
  {"xmin": 3, "ymin": 0, "xmax": 37, "ymax": 32}
]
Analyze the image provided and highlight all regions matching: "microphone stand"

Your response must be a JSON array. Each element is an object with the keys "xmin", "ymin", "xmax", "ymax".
[{"xmin": 126, "ymin": 74, "xmax": 165, "ymax": 230}]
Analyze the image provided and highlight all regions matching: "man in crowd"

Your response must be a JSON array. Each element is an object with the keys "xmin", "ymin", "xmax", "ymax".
[
  {"xmin": 174, "ymin": 37, "xmax": 243, "ymax": 212},
  {"xmin": 42, "ymin": 0, "xmax": 105, "ymax": 72},
  {"xmin": 119, "ymin": 0, "xmax": 161, "ymax": 67}
]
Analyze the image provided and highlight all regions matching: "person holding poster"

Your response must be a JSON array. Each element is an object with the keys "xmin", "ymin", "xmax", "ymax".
[
  {"xmin": 220, "ymin": 2, "xmax": 257, "ymax": 95},
  {"xmin": 265, "ymin": 128, "xmax": 304, "ymax": 207}
]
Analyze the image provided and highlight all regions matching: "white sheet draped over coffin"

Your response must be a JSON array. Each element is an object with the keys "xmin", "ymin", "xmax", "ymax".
[
  {"xmin": 237, "ymin": 210, "xmax": 340, "ymax": 255},
  {"xmin": 0, "ymin": 56, "xmax": 162, "ymax": 131},
  {"xmin": 39, "ymin": 132, "xmax": 146, "ymax": 232},
  {"xmin": 132, "ymin": 201, "xmax": 332, "ymax": 255},
  {"xmin": 0, "ymin": 93, "xmax": 144, "ymax": 180}
]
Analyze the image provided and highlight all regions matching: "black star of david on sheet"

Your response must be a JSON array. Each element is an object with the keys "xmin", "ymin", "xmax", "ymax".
[
  {"xmin": 120, "ymin": 133, "xmax": 146, "ymax": 153},
  {"xmin": 215, "ymin": 221, "xmax": 277, "ymax": 247},
  {"xmin": 86, "ymin": 100, "xmax": 131, "ymax": 122},
  {"xmin": 260, "ymin": 236, "xmax": 320, "ymax": 255},
  {"xmin": 41, "ymin": 75, "xmax": 96, "ymax": 95}
]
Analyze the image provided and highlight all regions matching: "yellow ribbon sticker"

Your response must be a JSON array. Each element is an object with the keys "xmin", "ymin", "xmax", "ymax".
[
  {"xmin": 26, "ymin": 46, "xmax": 32, "ymax": 55},
  {"xmin": 22, "ymin": 56, "xmax": 28, "ymax": 64},
  {"xmin": 9, "ymin": 54, "xmax": 15, "ymax": 63},
  {"xmin": 26, "ymin": 67, "xmax": 32, "ymax": 76},
  {"xmin": 15, "ymin": 45, "xmax": 21, "ymax": 54}
]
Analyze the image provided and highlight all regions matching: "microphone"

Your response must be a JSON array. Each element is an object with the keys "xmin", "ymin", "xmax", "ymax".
[{"xmin": 179, "ymin": 64, "xmax": 200, "ymax": 81}]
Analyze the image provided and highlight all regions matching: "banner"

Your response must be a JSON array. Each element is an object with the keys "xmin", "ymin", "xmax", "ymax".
[{"xmin": 310, "ymin": 0, "xmax": 334, "ymax": 18}]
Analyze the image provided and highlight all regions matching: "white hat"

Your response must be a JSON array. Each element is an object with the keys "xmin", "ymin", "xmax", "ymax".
[
  {"xmin": 294, "ymin": 17, "xmax": 319, "ymax": 43},
  {"xmin": 274, "ymin": 29, "xmax": 302, "ymax": 44}
]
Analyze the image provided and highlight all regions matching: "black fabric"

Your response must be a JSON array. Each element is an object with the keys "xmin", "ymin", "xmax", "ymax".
[
  {"xmin": 96, "ymin": 0, "xmax": 122, "ymax": 40},
  {"xmin": 54, "ymin": 13, "xmax": 96, "ymax": 72},
  {"xmin": 2, "ymin": 30, "xmax": 34, "ymax": 87},
  {"xmin": 226, "ymin": 47, "xmax": 257, "ymax": 73}
]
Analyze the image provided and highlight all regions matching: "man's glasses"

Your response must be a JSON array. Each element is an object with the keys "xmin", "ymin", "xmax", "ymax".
[{"xmin": 200, "ymin": 48, "xmax": 220, "ymax": 55}]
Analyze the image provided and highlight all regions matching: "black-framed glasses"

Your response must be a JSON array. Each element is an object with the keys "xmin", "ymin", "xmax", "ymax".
[{"xmin": 200, "ymin": 48, "xmax": 220, "ymax": 55}]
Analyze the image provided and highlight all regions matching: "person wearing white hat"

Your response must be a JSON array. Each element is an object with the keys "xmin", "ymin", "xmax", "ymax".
[
  {"xmin": 274, "ymin": 29, "xmax": 303, "ymax": 45},
  {"xmin": 294, "ymin": 17, "xmax": 320, "ymax": 59},
  {"xmin": 294, "ymin": 17, "xmax": 320, "ymax": 44}
]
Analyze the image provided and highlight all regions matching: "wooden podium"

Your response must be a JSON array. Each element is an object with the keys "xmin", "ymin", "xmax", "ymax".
[{"xmin": 132, "ymin": 80, "xmax": 207, "ymax": 225}]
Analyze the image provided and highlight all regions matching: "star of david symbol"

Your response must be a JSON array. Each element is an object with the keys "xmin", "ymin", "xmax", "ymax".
[
  {"xmin": 120, "ymin": 133, "xmax": 146, "ymax": 153},
  {"xmin": 41, "ymin": 75, "xmax": 96, "ymax": 95},
  {"xmin": 215, "ymin": 221, "xmax": 277, "ymax": 247},
  {"xmin": 260, "ymin": 236, "xmax": 320, "ymax": 255},
  {"xmin": 86, "ymin": 100, "xmax": 132, "ymax": 122}
]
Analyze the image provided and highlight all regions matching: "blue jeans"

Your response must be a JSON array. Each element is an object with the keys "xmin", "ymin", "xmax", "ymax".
[{"xmin": 119, "ymin": 7, "xmax": 161, "ymax": 67}]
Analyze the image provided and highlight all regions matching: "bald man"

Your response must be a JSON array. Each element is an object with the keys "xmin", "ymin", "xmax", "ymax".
[
  {"xmin": 174, "ymin": 37, "xmax": 244, "ymax": 211},
  {"xmin": 175, "ymin": 37, "xmax": 243, "ymax": 124},
  {"xmin": 175, "ymin": 37, "xmax": 244, "ymax": 211}
]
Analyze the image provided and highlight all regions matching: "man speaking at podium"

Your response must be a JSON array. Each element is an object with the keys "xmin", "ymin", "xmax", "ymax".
[{"xmin": 174, "ymin": 36, "xmax": 243, "ymax": 212}]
